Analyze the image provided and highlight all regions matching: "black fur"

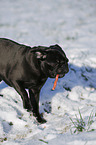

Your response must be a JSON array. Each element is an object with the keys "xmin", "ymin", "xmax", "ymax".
[{"xmin": 0, "ymin": 38, "xmax": 69, "ymax": 123}]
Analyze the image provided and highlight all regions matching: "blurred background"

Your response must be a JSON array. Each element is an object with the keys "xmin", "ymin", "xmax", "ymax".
[
  {"xmin": 0, "ymin": 0, "xmax": 96, "ymax": 48},
  {"xmin": 0, "ymin": 1, "xmax": 96, "ymax": 144}
]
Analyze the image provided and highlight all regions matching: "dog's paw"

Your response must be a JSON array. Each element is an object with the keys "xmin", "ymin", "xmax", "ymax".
[{"xmin": 37, "ymin": 116, "xmax": 47, "ymax": 124}]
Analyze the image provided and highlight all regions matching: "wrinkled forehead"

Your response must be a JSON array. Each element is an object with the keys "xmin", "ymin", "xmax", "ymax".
[
  {"xmin": 48, "ymin": 49, "xmax": 68, "ymax": 62},
  {"xmin": 49, "ymin": 44, "xmax": 68, "ymax": 59}
]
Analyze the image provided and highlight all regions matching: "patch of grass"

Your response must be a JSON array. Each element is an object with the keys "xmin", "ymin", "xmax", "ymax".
[
  {"xmin": 9, "ymin": 122, "xmax": 13, "ymax": 126},
  {"xmin": 70, "ymin": 109, "xmax": 95, "ymax": 134},
  {"xmin": 0, "ymin": 137, "xmax": 7, "ymax": 142},
  {"xmin": 39, "ymin": 139, "xmax": 48, "ymax": 144}
]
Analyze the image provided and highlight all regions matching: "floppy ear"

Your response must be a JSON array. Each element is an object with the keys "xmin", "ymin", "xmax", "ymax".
[
  {"xmin": 49, "ymin": 44, "xmax": 62, "ymax": 51},
  {"xmin": 35, "ymin": 51, "xmax": 47, "ymax": 60}
]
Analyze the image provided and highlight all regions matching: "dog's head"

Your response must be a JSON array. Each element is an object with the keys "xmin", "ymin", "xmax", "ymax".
[{"xmin": 34, "ymin": 44, "xmax": 69, "ymax": 78}]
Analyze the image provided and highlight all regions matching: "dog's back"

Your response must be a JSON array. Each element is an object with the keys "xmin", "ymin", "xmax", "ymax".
[
  {"xmin": 0, "ymin": 38, "xmax": 21, "ymax": 60},
  {"xmin": 0, "ymin": 38, "xmax": 23, "ymax": 53},
  {"xmin": 0, "ymin": 38, "xmax": 29, "ymax": 77}
]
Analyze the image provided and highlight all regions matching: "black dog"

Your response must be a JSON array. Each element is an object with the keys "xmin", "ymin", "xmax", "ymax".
[{"xmin": 0, "ymin": 38, "xmax": 69, "ymax": 123}]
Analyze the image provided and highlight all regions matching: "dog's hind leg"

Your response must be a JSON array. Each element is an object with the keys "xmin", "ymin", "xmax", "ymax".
[{"xmin": 11, "ymin": 81, "xmax": 32, "ymax": 111}]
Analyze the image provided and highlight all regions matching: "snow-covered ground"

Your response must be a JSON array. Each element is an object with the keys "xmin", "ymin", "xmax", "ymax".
[{"xmin": 0, "ymin": 0, "xmax": 96, "ymax": 144}]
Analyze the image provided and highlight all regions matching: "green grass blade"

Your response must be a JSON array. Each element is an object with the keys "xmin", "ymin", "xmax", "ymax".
[{"xmin": 39, "ymin": 139, "xmax": 48, "ymax": 144}]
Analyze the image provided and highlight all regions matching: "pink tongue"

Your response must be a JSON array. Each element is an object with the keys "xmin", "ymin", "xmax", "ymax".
[{"xmin": 52, "ymin": 74, "xmax": 59, "ymax": 90}]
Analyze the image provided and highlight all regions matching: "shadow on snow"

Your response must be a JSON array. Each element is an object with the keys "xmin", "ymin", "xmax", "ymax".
[{"xmin": 0, "ymin": 63, "xmax": 96, "ymax": 113}]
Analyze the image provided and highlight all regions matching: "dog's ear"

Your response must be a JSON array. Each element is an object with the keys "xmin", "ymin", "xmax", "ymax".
[
  {"xmin": 35, "ymin": 51, "xmax": 47, "ymax": 60},
  {"xmin": 49, "ymin": 44, "xmax": 63, "ymax": 52}
]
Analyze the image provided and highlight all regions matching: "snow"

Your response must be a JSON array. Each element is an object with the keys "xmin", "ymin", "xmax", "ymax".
[{"xmin": 0, "ymin": 0, "xmax": 96, "ymax": 144}]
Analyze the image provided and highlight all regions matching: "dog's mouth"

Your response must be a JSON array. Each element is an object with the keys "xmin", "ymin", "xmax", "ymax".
[
  {"xmin": 50, "ymin": 69, "xmax": 69, "ymax": 90},
  {"xmin": 51, "ymin": 73, "xmax": 65, "ymax": 90},
  {"xmin": 49, "ymin": 73, "xmax": 65, "ymax": 78},
  {"xmin": 53, "ymin": 70, "xmax": 68, "ymax": 78},
  {"xmin": 58, "ymin": 74, "xmax": 65, "ymax": 78},
  {"xmin": 49, "ymin": 66, "xmax": 69, "ymax": 78}
]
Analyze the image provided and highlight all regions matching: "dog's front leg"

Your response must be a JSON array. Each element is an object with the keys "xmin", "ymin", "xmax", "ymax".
[
  {"xmin": 29, "ymin": 89, "xmax": 47, "ymax": 123},
  {"xmin": 12, "ymin": 81, "xmax": 32, "ymax": 111}
]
